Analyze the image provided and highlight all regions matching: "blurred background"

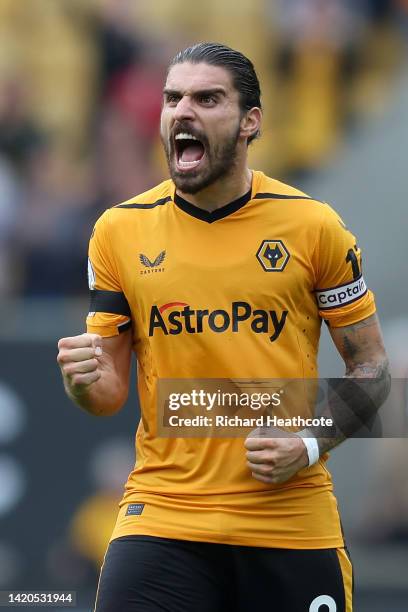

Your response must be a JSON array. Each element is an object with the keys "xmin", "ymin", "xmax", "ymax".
[{"xmin": 0, "ymin": 0, "xmax": 407, "ymax": 610}]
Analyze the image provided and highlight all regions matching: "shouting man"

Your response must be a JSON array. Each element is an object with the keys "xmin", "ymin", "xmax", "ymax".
[{"xmin": 57, "ymin": 43, "xmax": 389, "ymax": 612}]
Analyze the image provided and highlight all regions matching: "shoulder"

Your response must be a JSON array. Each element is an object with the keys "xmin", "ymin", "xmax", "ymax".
[
  {"xmin": 252, "ymin": 171, "xmax": 331, "ymax": 218},
  {"xmin": 111, "ymin": 179, "xmax": 174, "ymax": 210},
  {"xmin": 89, "ymin": 180, "xmax": 173, "ymax": 245},
  {"xmin": 253, "ymin": 171, "xmax": 325, "ymax": 205},
  {"xmin": 93, "ymin": 180, "xmax": 174, "ymax": 231}
]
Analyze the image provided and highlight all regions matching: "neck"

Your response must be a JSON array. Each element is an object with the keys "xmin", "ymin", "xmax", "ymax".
[{"xmin": 176, "ymin": 167, "xmax": 253, "ymax": 211}]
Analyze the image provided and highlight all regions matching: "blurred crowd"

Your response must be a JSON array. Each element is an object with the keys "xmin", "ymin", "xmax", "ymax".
[{"xmin": 0, "ymin": 0, "xmax": 407, "ymax": 297}]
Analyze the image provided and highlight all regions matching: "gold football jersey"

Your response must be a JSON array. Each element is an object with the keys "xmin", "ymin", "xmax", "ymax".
[{"xmin": 86, "ymin": 171, "xmax": 375, "ymax": 548}]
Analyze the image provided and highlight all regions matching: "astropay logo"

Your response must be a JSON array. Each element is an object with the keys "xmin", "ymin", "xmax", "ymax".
[{"xmin": 149, "ymin": 301, "xmax": 288, "ymax": 342}]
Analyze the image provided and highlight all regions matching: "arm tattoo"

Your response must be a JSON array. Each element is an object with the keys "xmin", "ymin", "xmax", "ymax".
[
  {"xmin": 313, "ymin": 359, "xmax": 391, "ymax": 454},
  {"xmin": 342, "ymin": 335, "xmax": 358, "ymax": 361},
  {"xmin": 308, "ymin": 316, "xmax": 391, "ymax": 454}
]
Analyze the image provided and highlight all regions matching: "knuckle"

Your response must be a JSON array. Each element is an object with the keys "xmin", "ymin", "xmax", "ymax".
[
  {"xmin": 57, "ymin": 349, "xmax": 70, "ymax": 364},
  {"xmin": 65, "ymin": 365, "xmax": 77, "ymax": 378},
  {"xmin": 59, "ymin": 361, "xmax": 68, "ymax": 373}
]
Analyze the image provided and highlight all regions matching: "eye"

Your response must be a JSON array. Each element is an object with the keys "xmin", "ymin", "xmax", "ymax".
[
  {"xmin": 198, "ymin": 94, "xmax": 216, "ymax": 105},
  {"xmin": 165, "ymin": 94, "xmax": 180, "ymax": 105}
]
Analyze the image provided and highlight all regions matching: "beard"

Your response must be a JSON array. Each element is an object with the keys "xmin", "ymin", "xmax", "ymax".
[{"xmin": 161, "ymin": 122, "xmax": 241, "ymax": 194}]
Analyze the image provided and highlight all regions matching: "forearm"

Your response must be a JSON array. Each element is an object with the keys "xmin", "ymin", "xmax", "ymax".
[
  {"xmin": 64, "ymin": 367, "xmax": 128, "ymax": 416},
  {"xmin": 310, "ymin": 357, "xmax": 391, "ymax": 455}
]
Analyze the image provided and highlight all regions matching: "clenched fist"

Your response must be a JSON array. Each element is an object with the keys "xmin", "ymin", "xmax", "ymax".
[
  {"xmin": 245, "ymin": 427, "xmax": 309, "ymax": 485},
  {"xmin": 57, "ymin": 333, "xmax": 103, "ymax": 396}
]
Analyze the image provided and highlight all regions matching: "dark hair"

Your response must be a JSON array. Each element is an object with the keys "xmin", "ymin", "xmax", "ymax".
[{"xmin": 168, "ymin": 42, "xmax": 261, "ymax": 143}]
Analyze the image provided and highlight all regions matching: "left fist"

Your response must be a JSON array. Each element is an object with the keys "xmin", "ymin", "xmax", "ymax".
[{"xmin": 245, "ymin": 428, "xmax": 309, "ymax": 485}]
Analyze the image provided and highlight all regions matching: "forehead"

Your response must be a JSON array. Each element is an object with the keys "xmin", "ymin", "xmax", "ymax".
[{"xmin": 165, "ymin": 62, "xmax": 236, "ymax": 95}]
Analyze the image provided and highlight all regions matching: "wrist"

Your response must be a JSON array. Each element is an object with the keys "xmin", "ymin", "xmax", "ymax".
[{"xmin": 297, "ymin": 430, "xmax": 320, "ymax": 466}]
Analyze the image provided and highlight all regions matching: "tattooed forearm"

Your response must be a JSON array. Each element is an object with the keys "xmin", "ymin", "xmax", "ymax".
[
  {"xmin": 339, "ymin": 318, "xmax": 384, "ymax": 362},
  {"xmin": 345, "ymin": 361, "xmax": 388, "ymax": 378},
  {"xmin": 314, "ymin": 358, "xmax": 391, "ymax": 454},
  {"xmin": 309, "ymin": 314, "xmax": 391, "ymax": 455}
]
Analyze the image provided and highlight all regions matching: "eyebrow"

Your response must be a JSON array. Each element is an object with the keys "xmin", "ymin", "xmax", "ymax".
[{"xmin": 163, "ymin": 87, "xmax": 227, "ymax": 98}]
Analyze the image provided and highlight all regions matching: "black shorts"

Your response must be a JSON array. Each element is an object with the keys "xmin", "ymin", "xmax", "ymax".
[{"xmin": 94, "ymin": 536, "xmax": 353, "ymax": 612}]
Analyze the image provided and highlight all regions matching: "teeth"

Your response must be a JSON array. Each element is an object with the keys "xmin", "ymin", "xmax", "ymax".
[
  {"xmin": 175, "ymin": 133, "xmax": 198, "ymax": 141},
  {"xmin": 178, "ymin": 160, "xmax": 200, "ymax": 166}
]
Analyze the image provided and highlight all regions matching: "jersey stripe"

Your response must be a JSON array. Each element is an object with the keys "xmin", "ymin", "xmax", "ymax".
[
  {"xmin": 254, "ymin": 192, "xmax": 313, "ymax": 201},
  {"xmin": 115, "ymin": 196, "xmax": 172, "ymax": 209}
]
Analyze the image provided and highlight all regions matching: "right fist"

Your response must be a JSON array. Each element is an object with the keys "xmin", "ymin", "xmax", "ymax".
[{"xmin": 57, "ymin": 333, "xmax": 103, "ymax": 393}]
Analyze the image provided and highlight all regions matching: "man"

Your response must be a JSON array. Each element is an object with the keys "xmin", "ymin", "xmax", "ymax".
[{"xmin": 57, "ymin": 43, "xmax": 389, "ymax": 611}]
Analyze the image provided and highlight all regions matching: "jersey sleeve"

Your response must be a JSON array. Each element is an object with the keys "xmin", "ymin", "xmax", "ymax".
[
  {"xmin": 313, "ymin": 203, "xmax": 376, "ymax": 327},
  {"xmin": 86, "ymin": 210, "xmax": 132, "ymax": 337}
]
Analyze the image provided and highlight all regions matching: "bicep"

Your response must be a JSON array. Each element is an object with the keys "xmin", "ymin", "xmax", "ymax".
[{"xmin": 329, "ymin": 313, "xmax": 388, "ymax": 375}]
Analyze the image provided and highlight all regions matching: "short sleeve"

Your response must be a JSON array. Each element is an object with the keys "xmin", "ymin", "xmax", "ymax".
[
  {"xmin": 313, "ymin": 203, "xmax": 376, "ymax": 327},
  {"xmin": 86, "ymin": 210, "xmax": 131, "ymax": 337}
]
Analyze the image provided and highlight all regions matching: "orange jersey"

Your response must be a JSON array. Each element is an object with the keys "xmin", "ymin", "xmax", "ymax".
[{"xmin": 86, "ymin": 170, "xmax": 375, "ymax": 548}]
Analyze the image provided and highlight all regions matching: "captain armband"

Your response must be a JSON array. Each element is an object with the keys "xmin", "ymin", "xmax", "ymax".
[{"xmin": 315, "ymin": 275, "xmax": 368, "ymax": 311}]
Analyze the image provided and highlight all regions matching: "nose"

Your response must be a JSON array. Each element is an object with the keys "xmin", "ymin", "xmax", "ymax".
[{"xmin": 173, "ymin": 95, "xmax": 195, "ymax": 122}]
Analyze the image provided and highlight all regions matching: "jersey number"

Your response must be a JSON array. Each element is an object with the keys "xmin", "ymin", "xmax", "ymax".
[
  {"xmin": 309, "ymin": 594, "xmax": 337, "ymax": 611},
  {"xmin": 346, "ymin": 246, "xmax": 361, "ymax": 280}
]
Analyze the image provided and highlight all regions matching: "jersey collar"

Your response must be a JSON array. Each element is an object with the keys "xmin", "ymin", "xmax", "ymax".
[{"xmin": 174, "ymin": 188, "xmax": 252, "ymax": 224}]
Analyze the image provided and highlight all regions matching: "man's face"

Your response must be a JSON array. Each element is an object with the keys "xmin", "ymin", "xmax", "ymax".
[{"xmin": 160, "ymin": 62, "xmax": 244, "ymax": 194}]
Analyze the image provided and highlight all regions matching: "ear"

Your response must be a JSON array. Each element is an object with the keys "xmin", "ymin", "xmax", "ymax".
[{"xmin": 240, "ymin": 107, "xmax": 262, "ymax": 141}]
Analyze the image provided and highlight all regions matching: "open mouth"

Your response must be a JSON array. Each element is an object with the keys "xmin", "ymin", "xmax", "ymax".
[{"xmin": 174, "ymin": 132, "xmax": 205, "ymax": 171}]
